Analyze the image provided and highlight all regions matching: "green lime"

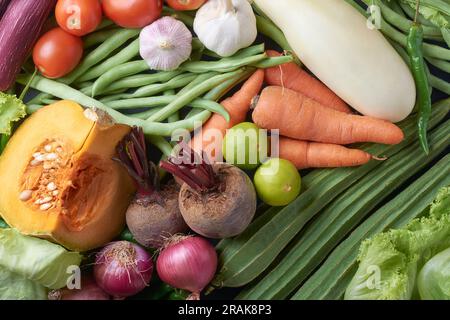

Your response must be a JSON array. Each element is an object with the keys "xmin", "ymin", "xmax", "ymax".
[
  {"xmin": 222, "ymin": 122, "xmax": 268, "ymax": 170},
  {"xmin": 254, "ymin": 158, "xmax": 301, "ymax": 206}
]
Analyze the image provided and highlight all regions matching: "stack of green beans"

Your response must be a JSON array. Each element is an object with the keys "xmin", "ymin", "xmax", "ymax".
[{"xmin": 19, "ymin": 15, "xmax": 293, "ymax": 154}]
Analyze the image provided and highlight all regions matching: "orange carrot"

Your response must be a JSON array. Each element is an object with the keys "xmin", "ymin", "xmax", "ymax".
[
  {"xmin": 265, "ymin": 50, "xmax": 351, "ymax": 114},
  {"xmin": 277, "ymin": 137, "xmax": 373, "ymax": 169},
  {"xmin": 190, "ymin": 69, "xmax": 265, "ymax": 162},
  {"xmin": 253, "ymin": 86, "xmax": 404, "ymax": 145}
]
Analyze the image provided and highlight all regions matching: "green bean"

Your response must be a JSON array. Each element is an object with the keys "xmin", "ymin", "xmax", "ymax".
[
  {"xmin": 106, "ymin": 95, "xmax": 230, "ymax": 121},
  {"xmin": 77, "ymin": 38, "xmax": 140, "ymax": 82},
  {"xmin": 130, "ymin": 107, "xmax": 164, "ymax": 119},
  {"xmin": 165, "ymin": 90, "xmax": 180, "ymax": 123},
  {"xmin": 60, "ymin": 28, "xmax": 140, "ymax": 84},
  {"xmin": 192, "ymin": 38, "xmax": 204, "ymax": 51},
  {"xmin": 96, "ymin": 19, "xmax": 114, "ymax": 31},
  {"xmin": 229, "ymin": 44, "xmax": 266, "ymax": 59},
  {"xmin": 251, "ymin": 55, "xmax": 294, "ymax": 68},
  {"xmin": 205, "ymin": 68, "xmax": 254, "ymax": 100},
  {"xmin": 203, "ymin": 49, "xmax": 222, "ymax": 59},
  {"xmin": 106, "ymin": 96, "xmax": 174, "ymax": 110},
  {"xmin": 385, "ymin": 0, "xmax": 407, "ymax": 17},
  {"xmin": 26, "ymin": 92, "xmax": 53, "ymax": 105},
  {"xmin": 162, "ymin": 7, "xmax": 194, "ymax": 27},
  {"xmin": 177, "ymin": 73, "xmax": 219, "ymax": 96},
  {"xmin": 17, "ymin": 74, "xmax": 213, "ymax": 137},
  {"xmin": 81, "ymin": 71, "xmax": 183, "ymax": 96},
  {"xmin": 425, "ymin": 56, "xmax": 450, "ymax": 73},
  {"xmin": 369, "ymin": 0, "xmax": 443, "ymax": 40},
  {"xmin": 202, "ymin": 44, "xmax": 265, "ymax": 65},
  {"xmin": 83, "ymin": 28, "xmax": 121, "ymax": 49},
  {"xmin": 41, "ymin": 98, "xmax": 59, "ymax": 105},
  {"xmin": 442, "ymin": 27, "xmax": 450, "ymax": 47},
  {"xmin": 407, "ymin": 23, "xmax": 432, "ymax": 154},
  {"xmin": 180, "ymin": 53, "xmax": 267, "ymax": 73},
  {"xmin": 167, "ymin": 112, "xmax": 181, "ymax": 123},
  {"xmin": 146, "ymin": 70, "xmax": 244, "ymax": 122},
  {"xmin": 116, "ymin": 73, "xmax": 197, "ymax": 100},
  {"xmin": 76, "ymin": 81, "xmax": 94, "ymax": 89},
  {"xmin": 255, "ymin": 15, "xmax": 302, "ymax": 66},
  {"xmin": 26, "ymin": 104, "xmax": 44, "ymax": 114},
  {"xmin": 147, "ymin": 135, "xmax": 173, "ymax": 157},
  {"xmin": 184, "ymin": 69, "xmax": 254, "ymax": 119},
  {"xmin": 92, "ymin": 60, "xmax": 149, "ymax": 96},
  {"xmin": 430, "ymin": 74, "xmax": 450, "ymax": 94}
]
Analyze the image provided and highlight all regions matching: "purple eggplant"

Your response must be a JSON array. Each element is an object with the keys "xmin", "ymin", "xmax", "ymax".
[
  {"xmin": 0, "ymin": 0, "xmax": 56, "ymax": 91},
  {"xmin": 0, "ymin": 0, "xmax": 11, "ymax": 19}
]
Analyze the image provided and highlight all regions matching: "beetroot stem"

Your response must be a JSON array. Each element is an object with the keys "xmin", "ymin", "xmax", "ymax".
[
  {"xmin": 113, "ymin": 126, "xmax": 159, "ymax": 198},
  {"xmin": 160, "ymin": 144, "xmax": 218, "ymax": 193}
]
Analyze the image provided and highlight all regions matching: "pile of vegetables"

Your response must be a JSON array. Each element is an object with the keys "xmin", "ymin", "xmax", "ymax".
[{"xmin": 0, "ymin": 0, "xmax": 448, "ymax": 301}]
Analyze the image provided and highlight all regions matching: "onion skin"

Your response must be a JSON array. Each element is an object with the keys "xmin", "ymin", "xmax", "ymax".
[
  {"xmin": 157, "ymin": 236, "xmax": 217, "ymax": 299},
  {"xmin": 94, "ymin": 241, "xmax": 153, "ymax": 298},
  {"xmin": 48, "ymin": 276, "xmax": 110, "ymax": 300}
]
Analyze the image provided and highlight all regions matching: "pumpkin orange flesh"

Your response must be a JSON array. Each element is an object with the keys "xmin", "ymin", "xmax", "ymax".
[{"xmin": 0, "ymin": 101, "xmax": 135, "ymax": 251}]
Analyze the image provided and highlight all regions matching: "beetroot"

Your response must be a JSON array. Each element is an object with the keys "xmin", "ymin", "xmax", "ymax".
[
  {"xmin": 161, "ymin": 145, "xmax": 257, "ymax": 239},
  {"xmin": 114, "ymin": 127, "xmax": 187, "ymax": 248}
]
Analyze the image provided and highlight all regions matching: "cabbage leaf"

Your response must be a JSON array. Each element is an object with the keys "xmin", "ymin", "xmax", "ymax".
[
  {"xmin": 0, "ymin": 229, "xmax": 82, "ymax": 289},
  {"xmin": 345, "ymin": 186, "xmax": 450, "ymax": 300},
  {"xmin": 0, "ymin": 266, "xmax": 47, "ymax": 300}
]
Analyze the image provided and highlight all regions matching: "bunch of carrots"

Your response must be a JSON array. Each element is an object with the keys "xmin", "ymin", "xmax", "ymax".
[{"xmin": 191, "ymin": 50, "xmax": 404, "ymax": 169}]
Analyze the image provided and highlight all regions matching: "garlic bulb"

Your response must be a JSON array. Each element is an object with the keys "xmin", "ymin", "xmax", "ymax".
[
  {"xmin": 194, "ymin": 0, "xmax": 257, "ymax": 57},
  {"xmin": 140, "ymin": 17, "xmax": 193, "ymax": 71}
]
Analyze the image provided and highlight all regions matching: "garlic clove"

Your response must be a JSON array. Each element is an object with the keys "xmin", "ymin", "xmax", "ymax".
[{"xmin": 140, "ymin": 16, "xmax": 193, "ymax": 71}]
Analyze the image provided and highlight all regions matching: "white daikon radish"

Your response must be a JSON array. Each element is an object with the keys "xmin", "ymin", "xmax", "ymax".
[{"xmin": 254, "ymin": 0, "xmax": 416, "ymax": 122}]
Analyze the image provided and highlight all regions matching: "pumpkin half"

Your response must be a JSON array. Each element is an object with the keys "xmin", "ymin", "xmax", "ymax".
[{"xmin": 0, "ymin": 101, "xmax": 135, "ymax": 251}]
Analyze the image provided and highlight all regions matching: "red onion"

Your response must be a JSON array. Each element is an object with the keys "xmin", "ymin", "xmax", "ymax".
[
  {"xmin": 94, "ymin": 241, "xmax": 153, "ymax": 298},
  {"xmin": 156, "ymin": 236, "xmax": 217, "ymax": 300},
  {"xmin": 48, "ymin": 275, "xmax": 110, "ymax": 300}
]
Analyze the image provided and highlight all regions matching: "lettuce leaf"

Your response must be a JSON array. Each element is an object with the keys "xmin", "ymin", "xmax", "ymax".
[
  {"xmin": 400, "ymin": 0, "xmax": 450, "ymax": 28},
  {"xmin": 345, "ymin": 186, "xmax": 450, "ymax": 300},
  {"xmin": 0, "ymin": 229, "xmax": 82, "ymax": 289},
  {"xmin": 418, "ymin": 247, "xmax": 450, "ymax": 300},
  {"xmin": 0, "ymin": 266, "xmax": 47, "ymax": 300},
  {"xmin": 0, "ymin": 92, "xmax": 27, "ymax": 135}
]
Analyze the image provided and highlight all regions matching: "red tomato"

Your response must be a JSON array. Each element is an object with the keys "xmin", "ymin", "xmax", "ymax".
[
  {"xmin": 102, "ymin": 0, "xmax": 163, "ymax": 28},
  {"xmin": 165, "ymin": 0, "xmax": 207, "ymax": 11},
  {"xmin": 55, "ymin": 0, "xmax": 103, "ymax": 36},
  {"xmin": 33, "ymin": 28, "xmax": 84, "ymax": 79}
]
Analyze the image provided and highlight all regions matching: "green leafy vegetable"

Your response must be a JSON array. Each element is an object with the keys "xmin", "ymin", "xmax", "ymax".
[
  {"xmin": 345, "ymin": 186, "xmax": 450, "ymax": 300},
  {"xmin": 418, "ymin": 247, "xmax": 450, "ymax": 300},
  {"xmin": 0, "ymin": 266, "xmax": 47, "ymax": 300},
  {"xmin": 0, "ymin": 92, "xmax": 27, "ymax": 135},
  {"xmin": 0, "ymin": 229, "xmax": 82, "ymax": 289},
  {"xmin": 401, "ymin": 0, "xmax": 450, "ymax": 28}
]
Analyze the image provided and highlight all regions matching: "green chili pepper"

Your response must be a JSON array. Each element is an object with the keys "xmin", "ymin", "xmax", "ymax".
[{"xmin": 406, "ymin": 23, "xmax": 431, "ymax": 155}]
